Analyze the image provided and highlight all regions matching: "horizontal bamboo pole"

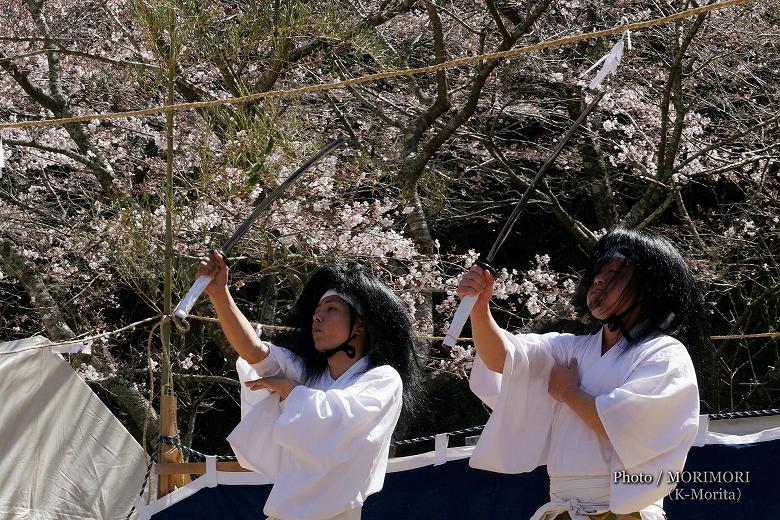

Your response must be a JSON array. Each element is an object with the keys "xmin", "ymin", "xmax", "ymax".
[{"xmin": 156, "ymin": 461, "xmax": 252, "ymax": 475}]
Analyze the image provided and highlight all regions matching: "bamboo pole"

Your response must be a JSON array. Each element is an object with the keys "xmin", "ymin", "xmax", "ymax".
[
  {"xmin": 161, "ymin": 5, "xmax": 176, "ymax": 402},
  {"xmin": 157, "ymin": 7, "xmax": 190, "ymax": 496}
]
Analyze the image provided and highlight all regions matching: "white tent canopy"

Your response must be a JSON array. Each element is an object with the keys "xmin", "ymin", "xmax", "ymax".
[{"xmin": 0, "ymin": 336, "xmax": 146, "ymax": 519}]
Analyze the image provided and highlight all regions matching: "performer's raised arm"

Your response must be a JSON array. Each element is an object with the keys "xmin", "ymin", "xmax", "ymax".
[
  {"xmin": 469, "ymin": 227, "xmax": 706, "ymax": 520},
  {"xmin": 223, "ymin": 261, "xmax": 423, "ymax": 520},
  {"xmin": 457, "ymin": 264, "xmax": 508, "ymax": 373},
  {"xmin": 197, "ymin": 250, "xmax": 269, "ymax": 364}
]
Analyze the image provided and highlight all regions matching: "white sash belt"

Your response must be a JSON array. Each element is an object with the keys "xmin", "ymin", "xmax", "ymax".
[
  {"xmin": 266, "ymin": 507, "xmax": 361, "ymax": 520},
  {"xmin": 530, "ymin": 475, "xmax": 612, "ymax": 520}
]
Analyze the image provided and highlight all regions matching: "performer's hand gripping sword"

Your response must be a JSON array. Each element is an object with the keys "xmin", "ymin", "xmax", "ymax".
[
  {"xmin": 442, "ymin": 93, "xmax": 604, "ymax": 347},
  {"xmin": 442, "ymin": 29, "xmax": 631, "ymax": 347},
  {"xmin": 173, "ymin": 135, "xmax": 346, "ymax": 322}
]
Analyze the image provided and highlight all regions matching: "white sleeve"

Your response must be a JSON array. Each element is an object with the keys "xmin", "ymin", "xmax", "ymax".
[
  {"xmin": 245, "ymin": 343, "xmax": 304, "ymax": 380},
  {"xmin": 264, "ymin": 366, "xmax": 403, "ymax": 519},
  {"xmin": 469, "ymin": 331, "xmax": 571, "ymax": 473},
  {"xmin": 226, "ymin": 343, "xmax": 304, "ymax": 479},
  {"xmin": 273, "ymin": 366, "xmax": 402, "ymax": 460},
  {"xmin": 226, "ymin": 389, "xmax": 282, "ymax": 479},
  {"xmin": 596, "ymin": 342, "xmax": 700, "ymax": 513},
  {"xmin": 468, "ymin": 336, "xmax": 508, "ymax": 410},
  {"xmin": 235, "ymin": 343, "xmax": 305, "ymax": 414}
]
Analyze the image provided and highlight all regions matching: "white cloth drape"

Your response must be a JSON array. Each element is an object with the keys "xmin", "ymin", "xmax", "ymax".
[{"xmin": 0, "ymin": 336, "xmax": 146, "ymax": 519}]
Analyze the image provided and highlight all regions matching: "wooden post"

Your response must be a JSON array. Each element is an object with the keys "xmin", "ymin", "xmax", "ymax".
[{"xmin": 158, "ymin": 386, "xmax": 191, "ymax": 495}]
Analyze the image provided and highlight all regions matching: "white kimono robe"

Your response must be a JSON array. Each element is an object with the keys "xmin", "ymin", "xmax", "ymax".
[
  {"xmin": 469, "ymin": 328, "xmax": 699, "ymax": 520},
  {"xmin": 227, "ymin": 343, "xmax": 403, "ymax": 520}
]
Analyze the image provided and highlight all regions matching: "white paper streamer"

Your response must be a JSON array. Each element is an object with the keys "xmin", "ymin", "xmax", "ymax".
[
  {"xmin": 580, "ymin": 21, "xmax": 631, "ymax": 90},
  {"xmin": 51, "ymin": 339, "xmax": 93, "ymax": 355}
]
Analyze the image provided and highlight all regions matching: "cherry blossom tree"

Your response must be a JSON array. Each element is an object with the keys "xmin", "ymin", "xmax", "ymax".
[{"xmin": 1, "ymin": 0, "xmax": 777, "ymax": 454}]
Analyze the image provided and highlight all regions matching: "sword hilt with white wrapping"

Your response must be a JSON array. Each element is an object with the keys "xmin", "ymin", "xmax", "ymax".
[
  {"xmin": 174, "ymin": 274, "xmax": 213, "ymax": 321},
  {"xmin": 442, "ymin": 89, "xmax": 608, "ymax": 348},
  {"xmin": 174, "ymin": 249, "xmax": 226, "ymax": 321},
  {"xmin": 443, "ymin": 261, "xmax": 493, "ymax": 347}
]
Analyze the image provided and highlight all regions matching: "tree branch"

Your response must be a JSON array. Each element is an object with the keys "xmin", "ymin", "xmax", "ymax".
[
  {"xmin": 485, "ymin": 0, "xmax": 510, "ymax": 41},
  {"xmin": 0, "ymin": 236, "xmax": 75, "ymax": 341},
  {"xmin": 623, "ymin": 11, "xmax": 708, "ymax": 227},
  {"xmin": 5, "ymin": 138, "xmax": 113, "ymax": 176}
]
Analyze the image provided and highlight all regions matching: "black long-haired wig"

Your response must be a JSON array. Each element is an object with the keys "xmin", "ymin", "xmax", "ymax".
[
  {"xmin": 572, "ymin": 227, "xmax": 712, "ymax": 369},
  {"xmin": 274, "ymin": 261, "xmax": 425, "ymax": 419}
]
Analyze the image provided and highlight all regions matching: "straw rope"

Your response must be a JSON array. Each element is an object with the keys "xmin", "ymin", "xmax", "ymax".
[
  {"xmin": 141, "ymin": 316, "xmax": 166, "ymax": 483},
  {"xmin": 183, "ymin": 315, "xmax": 780, "ymax": 342},
  {"xmin": 711, "ymin": 332, "xmax": 780, "ymax": 340},
  {"xmin": 2, "ymin": 312, "xmax": 777, "ymax": 359},
  {"xmin": 0, "ymin": 0, "xmax": 750, "ymax": 131},
  {"xmin": 144, "ymin": 405, "xmax": 780, "ymax": 464},
  {"xmin": 0, "ymin": 314, "xmax": 163, "ymax": 356}
]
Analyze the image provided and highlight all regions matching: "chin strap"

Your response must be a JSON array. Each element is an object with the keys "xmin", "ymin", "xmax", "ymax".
[
  {"xmin": 601, "ymin": 315, "xmax": 634, "ymax": 344},
  {"xmin": 598, "ymin": 298, "xmax": 641, "ymax": 344},
  {"xmin": 320, "ymin": 339, "xmax": 357, "ymax": 359}
]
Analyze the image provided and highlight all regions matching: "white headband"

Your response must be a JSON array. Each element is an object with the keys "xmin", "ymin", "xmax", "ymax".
[{"xmin": 320, "ymin": 289, "xmax": 363, "ymax": 314}]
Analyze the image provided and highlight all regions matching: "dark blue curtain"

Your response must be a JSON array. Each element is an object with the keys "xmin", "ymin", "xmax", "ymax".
[{"xmin": 152, "ymin": 438, "xmax": 780, "ymax": 519}]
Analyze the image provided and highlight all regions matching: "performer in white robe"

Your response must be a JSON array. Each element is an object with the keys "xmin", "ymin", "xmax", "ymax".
[
  {"xmin": 458, "ymin": 228, "xmax": 709, "ymax": 520},
  {"xmin": 196, "ymin": 256, "xmax": 423, "ymax": 520}
]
